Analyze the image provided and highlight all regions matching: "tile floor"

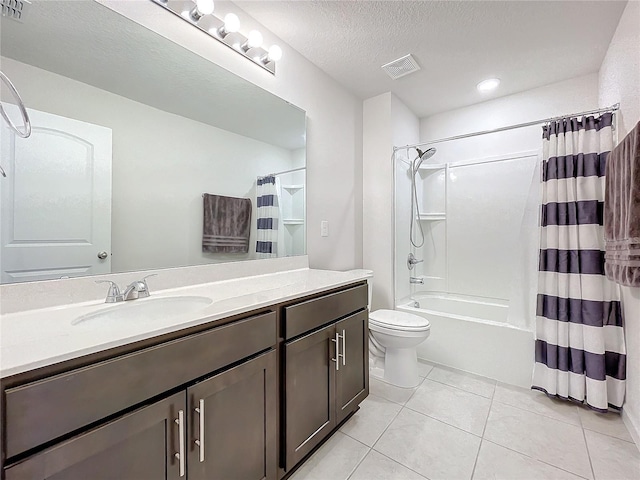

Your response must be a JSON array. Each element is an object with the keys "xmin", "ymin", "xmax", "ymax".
[{"xmin": 291, "ymin": 362, "xmax": 640, "ymax": 480}]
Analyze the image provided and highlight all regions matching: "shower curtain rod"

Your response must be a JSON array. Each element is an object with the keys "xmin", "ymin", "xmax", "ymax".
[
  {"xmin": 394, "ymin": 103, "xmax": 620, "ymax": 151},
  {"xmin": 267, "ymin": 166, "xmax": 306, "ymax": 177}
]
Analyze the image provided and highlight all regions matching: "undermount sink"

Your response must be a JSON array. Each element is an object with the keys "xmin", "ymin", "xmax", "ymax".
[{"xmin": 72, "ymin": 296, "xmax": 213, "ymax": 326}]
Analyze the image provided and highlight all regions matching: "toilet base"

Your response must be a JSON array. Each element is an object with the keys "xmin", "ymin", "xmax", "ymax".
[{"xmin": 382, "ymin": 347, "xmax": 420, "ymax": 388}]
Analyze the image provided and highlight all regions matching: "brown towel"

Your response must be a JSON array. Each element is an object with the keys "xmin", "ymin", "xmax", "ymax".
[
  {"xmin": 202, "ymin": 194, "xmax": 252, "ymax": 253},
  {"xmin": 604, "ymin": 121, "xmax": 640, "ymax": 286}
]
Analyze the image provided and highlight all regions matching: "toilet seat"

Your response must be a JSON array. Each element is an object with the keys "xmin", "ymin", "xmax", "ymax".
[{"xmin": 369, "ymin": 309, "xmax": 430, "ymax": 332}]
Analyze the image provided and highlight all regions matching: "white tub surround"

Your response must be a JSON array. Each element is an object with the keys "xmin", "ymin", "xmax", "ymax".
[
  {"xmin": 397, "ymin": 295, "xmax": 534, "ymax": 388},
  {"xmin": 0, "ymin": 267, "xmax": 370, "ymax": 378}
]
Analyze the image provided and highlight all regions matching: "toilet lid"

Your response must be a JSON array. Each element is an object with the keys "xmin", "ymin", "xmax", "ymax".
[{"xmin": 369, "ymin": 309, "xmax": 430, "ymax": 331}]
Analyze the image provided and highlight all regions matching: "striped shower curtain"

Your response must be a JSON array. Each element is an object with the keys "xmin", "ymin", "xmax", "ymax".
[
  {"xmin": 256, "ymin": 175, "xmax": 279, "ymax": 258},
  {"xmin": 532, "ymin": 113, "xmax": 626, "ymax": 411}
]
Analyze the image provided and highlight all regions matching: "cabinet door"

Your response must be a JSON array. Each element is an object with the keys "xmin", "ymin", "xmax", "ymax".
[
  {"xmin": 335, "ymin": 310, "xmax": 369, "ymax": 424},
  {"xmin": 187, "ymin": 350, "xmax": 277, "ymax": 480},
  {"xmin": 284, "ymin": 324, "xmax": 337, "ymax": 471},
  {"xmin": 4, "ymin": 392, "xmax": 185, "ymax": 480}
]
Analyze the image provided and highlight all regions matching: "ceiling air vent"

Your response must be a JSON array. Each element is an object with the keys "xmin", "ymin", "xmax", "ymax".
[
  {"xmin": 381, "ymin": 54, "xmax": 420, "ymax": 80},
  {"xmin": 1, "ymin": 0, "xmax": 30, "ymax": 22}
]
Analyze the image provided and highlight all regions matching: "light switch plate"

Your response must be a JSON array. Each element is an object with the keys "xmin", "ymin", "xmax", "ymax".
[{"xmin": 321, "ymin": 221, "xmax": 329, "ymax": 237}]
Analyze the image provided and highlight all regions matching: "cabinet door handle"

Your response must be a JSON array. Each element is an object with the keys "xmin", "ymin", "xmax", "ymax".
[
  {"xmin": 194, "ymin": 399, "xmax": 205, "ymax": 462},
  {"xmin": 174, "ymin": 410, "xmax": 185, "ymax": 477},
  {"xmin": 331, "ymin": 331, "xmax": 341, "ymax": 371},
  {"xmin": 342, "ymin": 329, "xmax": 346, "ymax": 366}
]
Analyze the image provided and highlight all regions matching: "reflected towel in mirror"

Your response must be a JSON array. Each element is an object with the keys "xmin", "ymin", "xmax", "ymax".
[{"xmin": 202, "ymin": 194, "xmax": 252, "ymax": 253}]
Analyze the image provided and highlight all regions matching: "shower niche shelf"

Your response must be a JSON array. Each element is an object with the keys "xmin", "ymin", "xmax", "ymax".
[
  {"xmin": 417, "ymin": 213, "xmax": 446, "ymax": 221},
  {"xmin": 281, "ymin": 184, "xmax": 305, "ymax": 256},
  {"xmin": 418, "ymin": 163, "xmax": 447, "ymax": 171}
]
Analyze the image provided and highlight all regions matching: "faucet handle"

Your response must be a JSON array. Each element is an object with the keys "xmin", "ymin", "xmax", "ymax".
[
  {"xmin": 131, "ymin": 274, "xmax": 157, "ymax": 298},
  {"xmin": 95, "ymin": 280, "xmax": 122, "ymax": 303}
]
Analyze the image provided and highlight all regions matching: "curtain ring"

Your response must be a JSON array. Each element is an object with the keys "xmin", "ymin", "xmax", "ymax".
[{"xmin": 0, "ymin": 71, "xmax": 31, "ymax": 139}]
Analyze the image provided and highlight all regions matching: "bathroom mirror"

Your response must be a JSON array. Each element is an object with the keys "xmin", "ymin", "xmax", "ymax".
[{"xmin": 0, "ymin": 0, "xmax": 306, "ymax": 284}]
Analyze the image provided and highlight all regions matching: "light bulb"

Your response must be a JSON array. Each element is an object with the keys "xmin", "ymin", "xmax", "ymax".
[
  {"xmin": 476, "ymin": 78, "xmax": 500, "ymax": 92},
  {"xmin": 247, "ymin": 30, "xmax": 263, "ymax": 48},
  {"xmin": 190, "ymin": 0, "xmax": 214, "ymax": 21},
  {"xmin": 224, "ymin": 13, "xmax": 240, "ymax": 33},
  {"xmin": 267, "ymin": 45, "xmax": 283, "ymax": 62},
  {"xmin": 196, "ymin": 0, "xmax": 214, "ymax": 15}
]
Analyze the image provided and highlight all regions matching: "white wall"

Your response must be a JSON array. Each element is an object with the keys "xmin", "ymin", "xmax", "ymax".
[
  {"xmin": 1, "ymin": 56, "xmax": 295, "ymax": 272},
  {"xmin": 99, "ymin": 0, "xmax": 363, "ymax": 271},
  {"xmin": 363, "ymin": 93, "xmax": 419, "ymax": 311},
  {"xmin": 363, "ymin": 93, "xmax": 393, "ymax": 311},
  {"xmin": 598, "ymin": 0, "xmax": 640, "ymax": 446}
]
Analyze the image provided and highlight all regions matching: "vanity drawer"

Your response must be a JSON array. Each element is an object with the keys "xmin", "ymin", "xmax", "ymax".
[
  {"xmin": 284, "ymin": 283, "xmax": 367, "ymax": 340},
  {"xmin": 4, "ymin": 310, "xmax": 277, "ymax": 459}
]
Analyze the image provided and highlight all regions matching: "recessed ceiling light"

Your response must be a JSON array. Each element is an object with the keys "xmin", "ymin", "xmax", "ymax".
[{"xmin": 477, "ymin": 78, "xmax": 500, "ymax": 92}]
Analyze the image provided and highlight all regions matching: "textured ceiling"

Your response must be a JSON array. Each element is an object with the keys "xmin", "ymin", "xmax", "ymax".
[
  {"xmin": 235, "ymin": 0, "xmax": 627, "ymax": 117},
  {"xmin": 0, "ymin": 0, "xmax": 305, "ymax": 150}
]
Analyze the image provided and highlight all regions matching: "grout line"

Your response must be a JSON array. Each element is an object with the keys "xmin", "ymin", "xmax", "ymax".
[
  {"xmin": 491, "ymin": 398, "xmax": 582, "ymax": 428},
  {"xmin": 470, "ymin": 387, "xmax": 497, "ymax": 479},
  {"xmin": 583, "ymin": 426, "xmax": 636, "ymax": 444},
  {"xmin": 374, "ymin": 448, "xmax": 432, "ymax": 479},
  {"xmin": 368, "ymin": 402, "xmax": 404, "ymax": 449},
  {"xmin": 423, "ymin": 376, "xmax": 495, "ymax": 400},
  {"xmin": 579, "ymin": 411, "xmax": 598, "ymax": 480},
  {"xmin": 400, "ymin": 404, "xmax": 484, "ymax": 439},
  {"xmin": 344, "ymin": 443, "xmax": 371, "ymax": 480},
  {"xmin": 481, "ymin": 439, "xmax": 591, "ymax": 480}
]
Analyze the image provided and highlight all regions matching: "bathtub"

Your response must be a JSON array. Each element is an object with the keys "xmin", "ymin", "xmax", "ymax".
[{"xmin": 396, "ymin": 293, "xmax": 535, "ymax": 387}]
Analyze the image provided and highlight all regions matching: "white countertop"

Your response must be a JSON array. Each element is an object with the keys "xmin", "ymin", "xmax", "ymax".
[{"xmin": 0, "ymin": 268, "xmax": 371, "ymax": 379}]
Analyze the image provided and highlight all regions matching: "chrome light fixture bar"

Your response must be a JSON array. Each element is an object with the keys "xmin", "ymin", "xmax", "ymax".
[{"xmin": 150, "ymin": 0, "xmax": 281, "ymax": 75}]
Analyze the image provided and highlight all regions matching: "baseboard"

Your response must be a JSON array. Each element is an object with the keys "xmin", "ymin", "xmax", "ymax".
[{"xmin": 622, "ymin": 408, "xmax": 640, "ymax": 449}]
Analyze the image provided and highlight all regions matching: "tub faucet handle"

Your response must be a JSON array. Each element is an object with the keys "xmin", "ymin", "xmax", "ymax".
[{"xmin": 407, "ymin": 253, "xmax": 423, "ymax": 270}]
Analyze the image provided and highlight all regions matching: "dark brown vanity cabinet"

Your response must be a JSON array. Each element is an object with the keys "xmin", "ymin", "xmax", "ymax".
[
  {"xmin": 187, "ymin": 349, "xmax": 277, "ymax": 480},
  {"xmin": 5, "ymin": 391, "xmax": 186, "ymax": 480},
  {"xmin": 2, "ymin": 311, "xmax": 278, "ymax": 480},
  {"xmin": 282, "ymin": 284, "xmax": 369, "ymax": 471},
  {"xmin": 0, "ymin": 281, "xmax": 369, "ymax": 480}
]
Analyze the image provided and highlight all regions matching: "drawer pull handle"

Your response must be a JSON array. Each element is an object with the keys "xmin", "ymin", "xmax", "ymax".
[
  {"xmin": 174, "ymin": 410, "xmax": 185, "ymax": 477},
  {"xmin": 195, "ymin": 399, "xmax": 205, "ymax": 462},
  {"xmin": 331, "ymin": 331, "xmax": 344, "ymax": 371},
  {"xmin": 342, "ymin": 329, "xmax": 346, "ymax": 366}
]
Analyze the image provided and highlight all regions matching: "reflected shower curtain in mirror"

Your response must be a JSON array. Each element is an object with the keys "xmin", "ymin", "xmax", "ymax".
[
  {"xmin": 532, "ymin": 113, "xmax": 626, "ymax": 411},
  {"xmin": 256, "ymin": 175, "xmax": 280, "ymax": 258}
]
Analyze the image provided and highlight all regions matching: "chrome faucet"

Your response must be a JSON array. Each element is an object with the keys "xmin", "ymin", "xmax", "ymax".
[
  {"xmin": 96, "ymin": 274, "xmax": 157, "ymax": 303},
  {"xmin": 409, "ymin": 276, "xmax": 424, "ymax": 285}
]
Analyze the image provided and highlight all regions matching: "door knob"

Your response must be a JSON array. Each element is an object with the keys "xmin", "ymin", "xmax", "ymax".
[{"xmin": 97, "ymin": 251, "xmax": 109, "ymax": 259}]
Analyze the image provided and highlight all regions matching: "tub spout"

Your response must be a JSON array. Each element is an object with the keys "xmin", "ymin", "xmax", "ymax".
[{"xmin": 410, "ymin": 276, "xmax": 424, "ymax": 285}]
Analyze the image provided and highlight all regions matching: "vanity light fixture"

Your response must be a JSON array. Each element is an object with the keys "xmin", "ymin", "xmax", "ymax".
[{"xmin": 150, "ymin": 0, "xmax": 282, "ymax": 75}]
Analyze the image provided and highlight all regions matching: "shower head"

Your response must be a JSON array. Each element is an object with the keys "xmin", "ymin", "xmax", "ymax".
[{"xmin": 413, "ymin": 147, "xmax": 437, "ymax": 171}]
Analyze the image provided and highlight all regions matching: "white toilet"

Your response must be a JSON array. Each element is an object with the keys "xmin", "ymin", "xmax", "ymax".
[
  {"xmin": 366, "ymin": 280, "xmax": 431, "ymax": 388},
  {"xmin": 369, "ymin": 310, "xmax": 431, "ymax": 388}
]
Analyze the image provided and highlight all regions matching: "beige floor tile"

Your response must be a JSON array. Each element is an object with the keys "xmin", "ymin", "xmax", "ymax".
[
  {"xmin": 427, "ymin": 366, "xmax": 496, "ymax": 398},
  {"xmin": 290, "ymin": 432, "xmax": 369, "ymax": 480},
  {"xmin": 369, "ymin": 376, "xmax": 421, "ymax": 405},
  {"xmin": 374, "ymin": 408, "xmax": 481, "ymax": 480},
  {"xmin": 585, "ymin": 429, "xmax": 640, "ymax": 480},
  {"xmin": 484, "ymin": 402, "xmax": 592, "ymax": 479},
  {"xmin": 406, "ymin": 379, "xmax": 491, "ymax": 435},
  {"xmin": 340, "ymin": 394, "xmax": 402, "ymax": 447},
  {"xmin": 578, "ymin": 407, "xmax": 634, "ymax": 443},
  {"xmin": 349, "ymin": 450, "xmax": 427, "ymax": 480},
  {"xmin": 494, "ymin": 383, "xmax": 581, "ymax": 426},
  {"xmin": 473, "ymin": 440, "xmax": 586, "ymax": 480}
]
